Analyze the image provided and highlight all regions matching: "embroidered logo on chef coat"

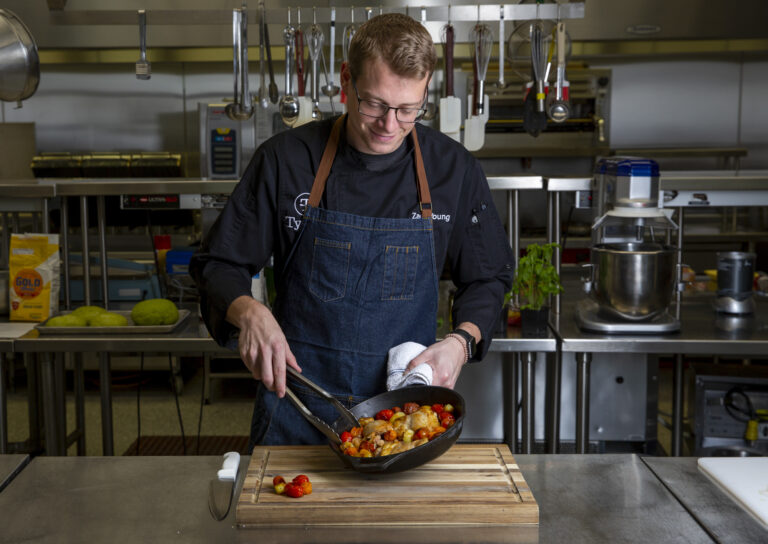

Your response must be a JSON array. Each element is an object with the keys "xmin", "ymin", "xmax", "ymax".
[
  {"xmin": 285, "ymin": 192, "xmax": 310, "ymax": 231},
  {"xmin": 411, "ymin": 211, "xmax": 451, "ymax": 222}
]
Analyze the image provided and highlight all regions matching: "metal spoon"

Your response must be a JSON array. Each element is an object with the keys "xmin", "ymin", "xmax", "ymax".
[
  {"xmin": 278, "ymin": 8, "xmax": 299, "ymax": 126},
  {"xmin": 548, "ymin": 21, "xmax": 571, "ymax": 123},
  {"xmin": 321, "ymin": 6, "xmax": 340, "ymax": 99},
  {"xmin": 307, "ymin": 8, "xmax": 324, "ymax": 120}
]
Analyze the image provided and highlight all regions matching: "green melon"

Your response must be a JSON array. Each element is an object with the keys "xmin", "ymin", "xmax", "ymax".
[{"xmin": 131, "ymin": 298, "xmax": 179, "ymax": 326}]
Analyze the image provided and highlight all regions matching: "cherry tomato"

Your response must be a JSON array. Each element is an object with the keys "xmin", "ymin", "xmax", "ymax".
[
  {"xmin": 360, "ymin": 440, "xmax": 375, "ymax": 453},
  {"xmin": 441, "ymin": 413, "xmax": 456, "ymax": 428},
  {"xmin": 273, "ymin": 475, "xmax": 285, "ymax": 487},
  {"xmin": 415, "ymin": 428, "xmax": 429, "ymax": 440},
  {"xmin": 292, "ymin": 474, "xmax": 310, "ymax": 486},
  {"xmin": 432, "ymin": 403, "xmax": 444, "ymax": 414},
  {"xmin": 392, "ymin": 406, "xmax": 402, "ymax": 414},
  {"xmin": 300, "ymin": 480, "xmax": 313, "ymax": 495},
  {"xmin": 403, "ymin": 402, "xmax": 420, "ymax": 414},
  {"xmin": 339, "ymin": 431, "xmax": 352, "ymax": 443},
  {"xmin": 344, "ymin": 446, "xmax": 359, "ymax": 456},
  {"xmin": 284, "ymin": 483, "xmax": 304, "ymax": 498},
  {"xmin": 375, "ymin": 409, "xmax": 394, "ymax": 421}
]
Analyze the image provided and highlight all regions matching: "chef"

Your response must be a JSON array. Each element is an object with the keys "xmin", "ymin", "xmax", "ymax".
[{"xmin": 190, "ymin": 13, "xmax": 514, "ymax": 448}]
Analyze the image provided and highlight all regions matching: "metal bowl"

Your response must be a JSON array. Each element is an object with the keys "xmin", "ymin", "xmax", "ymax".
[{"xmin": 590, "ymin": 242, "xmax": 677, "ymax": 321}]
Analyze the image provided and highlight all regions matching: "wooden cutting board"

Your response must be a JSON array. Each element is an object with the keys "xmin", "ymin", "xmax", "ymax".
[{"xmin": 236, "ymin": 444, "xmax": 538, "ymax": 527}]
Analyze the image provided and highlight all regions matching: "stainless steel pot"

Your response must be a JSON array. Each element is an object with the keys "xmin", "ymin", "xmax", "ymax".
[
  {"xmin": 584, "ymin": 242, "xmax": 677, "ymax": 321},
  {"xmin": 0, "ymin": 9, "xmax": 40, "ymax": 104}
]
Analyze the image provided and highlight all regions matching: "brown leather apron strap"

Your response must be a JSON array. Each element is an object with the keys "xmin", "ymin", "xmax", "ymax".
[
  {"xmin": 410, "ymin": 129, "xmax": 432, "ymax": 220},
  {"xmin": 307, "ymin": 115, "xmax": 432, "ymax": 220},
  {"xmin": 307, "ymin": 114, "xmax": 346, "ymax": 209}
]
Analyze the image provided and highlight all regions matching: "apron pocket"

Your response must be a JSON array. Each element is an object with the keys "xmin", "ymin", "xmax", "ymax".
[
  {"xmin": 310, "ymin": 237, "xmax": 351, "ymax": 302},
  {"xmin": 381, "ymin": 245, "xmax": 419, "ymax": 300}
]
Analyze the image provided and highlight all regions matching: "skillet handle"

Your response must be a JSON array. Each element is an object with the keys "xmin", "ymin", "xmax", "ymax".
[
  {"xmin": 284, "ymin": 386, "xmax": 342, "ymax": 445},
  {"xmin": 286, "ymin": 366, "xmax": 359, "ymax": 428}
]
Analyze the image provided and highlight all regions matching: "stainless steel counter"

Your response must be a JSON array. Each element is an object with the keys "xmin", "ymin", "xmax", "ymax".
[
  {"xmin": 0, "ymin": 178, "xmax": 238, "ymax": 197},
  {"xmin": 0, "ymin": 453, "xmax": 720, "ymax": 543},
  {"xmin": 0, "ymin": 453, "xmax": 28, "ymax": 492},
  {"xmin": 519, "ymin": 454, "xmax": 715, "ymax": 543},
  {"xmin": 12, "ymin": 313, "xmax": 230, "ymax": 354},
  {"xmin": 643, "ymin": 457, "xmax": 768, "ymax": 543},
  {"xmin": 553, "ymin": 294, "xmax": 768, "ymax": 355},
  {"xmin": 550, "ymin": 292, "xmax": 768, "ymax": 455}
]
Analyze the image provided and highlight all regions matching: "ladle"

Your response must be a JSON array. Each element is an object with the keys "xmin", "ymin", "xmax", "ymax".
[
  {"xmin": 307, "ymin": 8, "xmax": 324, "ymax": 120},
  {"xmin": 321, "ymin": 6, "xmax": 340, "ymax": 100},
  {"xmin": 278, "ymin": 7, "xmax": 299, "ymax": 126},
  {"xmin": 547, "ymin": 21, "xmax": 571, "ymax": 123}
]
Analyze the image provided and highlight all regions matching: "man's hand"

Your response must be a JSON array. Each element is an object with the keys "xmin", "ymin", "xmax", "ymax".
[
  {"xmin": 225, "ymin": 295, "xmax": 300, "ymax": 397},
  {"xmin": 405, "ymin": 323, "xmax": 481, "ymax": 389}
]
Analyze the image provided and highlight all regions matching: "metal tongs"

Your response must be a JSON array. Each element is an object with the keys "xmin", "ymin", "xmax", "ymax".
[{"xmin": 284, "ymin": 366, "xmax": 358, "ymax": 445}]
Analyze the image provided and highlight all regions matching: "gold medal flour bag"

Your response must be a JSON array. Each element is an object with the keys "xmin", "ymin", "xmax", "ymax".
[{"xmin": 9, "ymin": 233, "xmax": 60, "ymax": 322}]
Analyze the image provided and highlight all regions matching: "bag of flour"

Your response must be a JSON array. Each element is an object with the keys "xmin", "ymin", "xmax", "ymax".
[{"xmin": 9, "ymin": 233, "xmax": 60, "ymax": 322}]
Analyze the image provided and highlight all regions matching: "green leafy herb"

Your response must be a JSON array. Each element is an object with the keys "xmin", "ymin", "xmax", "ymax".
[{"xmin": 511, "ymin": 242, "xmax": 564, "ymax": 310}]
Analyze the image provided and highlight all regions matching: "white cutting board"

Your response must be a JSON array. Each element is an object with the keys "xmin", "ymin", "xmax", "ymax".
[{"xmin": 698, "ymin": 457, "xmax": 768, "ymax": 527}]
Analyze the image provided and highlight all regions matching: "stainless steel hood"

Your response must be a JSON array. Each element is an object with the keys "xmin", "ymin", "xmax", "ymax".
[{"xmin": 4, "ymin": 0, "xmax": 768, "ymax": 50}]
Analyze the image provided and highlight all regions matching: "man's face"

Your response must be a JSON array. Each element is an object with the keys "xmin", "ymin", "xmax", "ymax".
[{"xmin": 341, "ymin": 59, "xmax": 430, "ymax": 155}]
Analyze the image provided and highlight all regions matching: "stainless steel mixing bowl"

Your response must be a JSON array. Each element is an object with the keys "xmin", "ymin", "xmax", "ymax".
[{"xmin": 587, "ymin": 242, "xmax": 677, "ymax": 321}]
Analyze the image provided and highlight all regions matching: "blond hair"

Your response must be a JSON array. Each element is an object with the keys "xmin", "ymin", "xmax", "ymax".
[{"xmin": 348, "ymin": 13, "xmax": 437, "ymax": 81}]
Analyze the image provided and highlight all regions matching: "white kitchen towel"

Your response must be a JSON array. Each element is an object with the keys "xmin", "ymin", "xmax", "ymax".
[{"xmin": 386, "ymin": 341, "xmax": 433, "ymax": 391}]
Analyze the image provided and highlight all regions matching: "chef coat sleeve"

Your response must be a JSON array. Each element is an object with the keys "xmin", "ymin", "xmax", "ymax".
[
  {"xmin": 189, "ymin": 148, "xmax": 278, "ymax": 349},
  {"xmin": 447, "ymin": 160, "xmax": 515, "ymax": 361}
]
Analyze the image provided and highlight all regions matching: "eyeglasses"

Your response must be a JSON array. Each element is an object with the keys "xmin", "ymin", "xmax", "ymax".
[{"xmin": 351, "ymin": 78, "xmax": 427, "ymax": 123}]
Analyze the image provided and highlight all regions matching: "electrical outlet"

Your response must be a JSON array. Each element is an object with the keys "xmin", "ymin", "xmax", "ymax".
[{"xmin": 759, "ymin": 421, "xmax": 768, "ymax": 440}]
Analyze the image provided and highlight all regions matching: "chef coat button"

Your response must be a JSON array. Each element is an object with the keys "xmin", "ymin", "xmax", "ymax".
[
  {"xmin": 471, "ymin": 215, "xmax": 478, "ymax": 224},
  {"xmin": 481, "ymin": 203, "xmax": 487, "ymax": 210}
]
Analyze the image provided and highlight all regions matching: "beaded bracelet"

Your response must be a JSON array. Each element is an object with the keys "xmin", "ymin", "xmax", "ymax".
[{"xmin": 445, "ymin": 333, "xmax": 469, "ymax": 364}]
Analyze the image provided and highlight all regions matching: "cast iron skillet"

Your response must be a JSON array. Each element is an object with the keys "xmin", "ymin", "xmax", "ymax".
[{"xmin": 285, "ymin": 367, "xmax": 465, "ymax": 474}]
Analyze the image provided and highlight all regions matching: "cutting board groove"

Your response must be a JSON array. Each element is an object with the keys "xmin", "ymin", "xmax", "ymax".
[{"xmin": 236, "ymin": 444, "xmax": 538, "ymax": 527}]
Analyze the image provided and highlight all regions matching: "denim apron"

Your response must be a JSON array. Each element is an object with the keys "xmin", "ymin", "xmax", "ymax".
[{"xmin": 248, "ymin": 115, "xmax": 439, "ymax": 447}]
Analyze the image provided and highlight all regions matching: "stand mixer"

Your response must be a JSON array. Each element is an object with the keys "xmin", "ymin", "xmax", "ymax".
[{"xmin": 578, "ymin": 158, "xmax": 681, "ymax": 333}]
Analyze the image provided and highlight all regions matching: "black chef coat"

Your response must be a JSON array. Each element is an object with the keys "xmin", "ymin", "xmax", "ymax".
[{"xmin": 190, "ymin": 116, "xmax": 515, "ymax": 360}]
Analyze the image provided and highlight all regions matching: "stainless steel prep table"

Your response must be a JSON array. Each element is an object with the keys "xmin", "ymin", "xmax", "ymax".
[
  {"xmin": 0, "ymin": 453, "xmax": 28, "ymax": 492},
  {"xmin": 0, "ymin": 453, "xmax": 716, "ymax": 543},
  {"xmin": 643, "ymin": 457, "xmax": 768, "ymax": 543},
  {"xmin": 13, "ymin": 313, "xmax": 232, "ymax": 456},
  {"xmin": 12, "ymin": 312, "xmax": 556, "ymax": 457},
  {"xmin": 551, "ymin": 293, "xmax": 768, "ymax": 455}
]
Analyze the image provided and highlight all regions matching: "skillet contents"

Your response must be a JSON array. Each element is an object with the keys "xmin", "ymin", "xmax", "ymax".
[
  {"xmin": 273, "ymin": 474, "xmax": 313, "ymax": 498},
  {"xmin": 339, "ymin": 402, "xmax": 456, "ymax": 458}
]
